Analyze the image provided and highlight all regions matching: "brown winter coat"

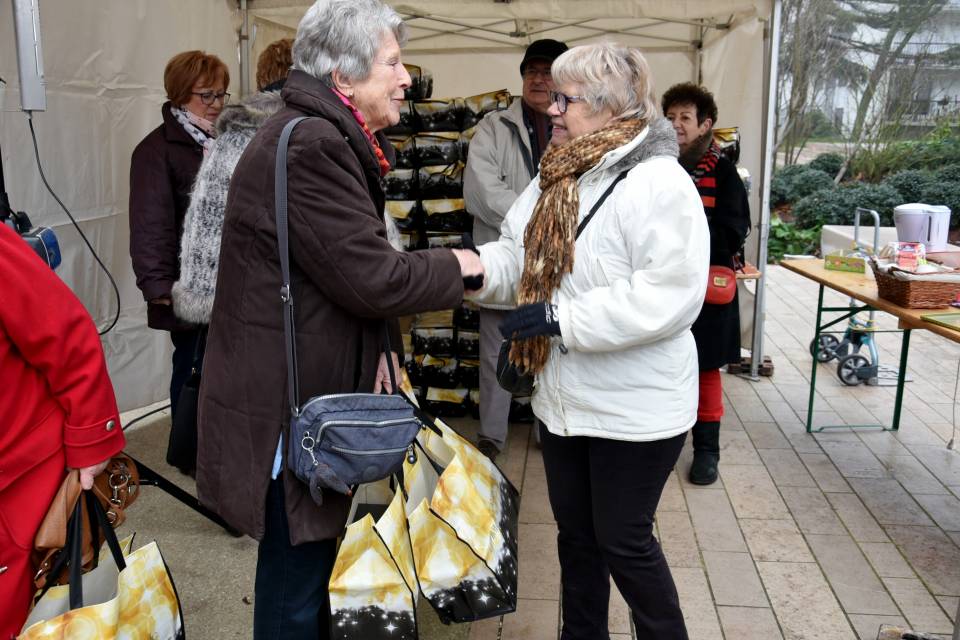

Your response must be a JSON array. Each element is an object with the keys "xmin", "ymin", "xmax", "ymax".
[
  {"xmin": 196, "ymin": 70, "xmax": 464, "ymax": 544},
  {"xmin": 129, "ymin": 101, "xmax": 204, "ymax": 331}
]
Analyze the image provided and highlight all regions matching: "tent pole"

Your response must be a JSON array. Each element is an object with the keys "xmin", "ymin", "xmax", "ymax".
[
  {"xmin": 750, "ymin": 0, "xmax": 782, "ymax": 379},
  {"xmin": 239, "ymin": 0, "xmax": 250, "ymax": 97}
]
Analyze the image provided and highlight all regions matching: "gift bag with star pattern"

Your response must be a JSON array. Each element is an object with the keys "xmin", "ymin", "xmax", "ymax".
[
  {"xmin": 20, "ymin": 493, "xmax": 184, "ymax": 640},
  {"xmin": 328, "ymin": 480, "xmax": 420, "ymax": 639},
  {"xmin": 403, "ymin": 411, "xmax": 519, "ymax": 623}
]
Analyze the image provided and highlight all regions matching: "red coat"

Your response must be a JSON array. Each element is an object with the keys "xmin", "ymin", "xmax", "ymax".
[{"xmin": 0, "ymin": 223, "xmax": 125, "ymax": 637}]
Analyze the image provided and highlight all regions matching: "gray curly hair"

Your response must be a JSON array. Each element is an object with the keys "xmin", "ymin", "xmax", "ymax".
[{"xmin": 292, "ymin": 0, "xmax": 408, "ymax": 86}]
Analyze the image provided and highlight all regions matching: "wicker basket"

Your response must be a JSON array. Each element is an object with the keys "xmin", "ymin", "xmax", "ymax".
[{"xmin": 870, "ymin": 261, "xmax": 960, "ymax": 308}]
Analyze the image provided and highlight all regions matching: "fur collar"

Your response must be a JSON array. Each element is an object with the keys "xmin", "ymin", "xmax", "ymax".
[
  {"xmin": 678, "ymin": 130, "xmax": 713, "ymax": 171},
  {"xmin": 608, "ymin": 117, "xmax": 679, "ymax": 174},
  {"xmin": 214, "ymin": 90, "xmax": 286, "ymax": 136}
]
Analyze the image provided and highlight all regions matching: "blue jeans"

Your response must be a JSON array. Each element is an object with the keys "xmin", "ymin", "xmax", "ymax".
[{"xmin": 253, "ymin": 479, "xmax": 337, "ymax": 639}]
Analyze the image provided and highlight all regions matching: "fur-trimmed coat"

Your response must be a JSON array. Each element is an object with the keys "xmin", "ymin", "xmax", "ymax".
[{"xmin": 172, "ymin": 91, "xmax": 286, "ymax": 324}]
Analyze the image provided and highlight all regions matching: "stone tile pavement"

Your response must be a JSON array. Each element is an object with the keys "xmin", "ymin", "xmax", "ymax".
[{"xmin": 119, "ymin": 265, "xmax": 960, "ymax": 639}]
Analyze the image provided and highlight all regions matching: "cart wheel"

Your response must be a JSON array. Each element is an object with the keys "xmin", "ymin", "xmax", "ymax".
[
  {"xmin": 810, "ymin": 335, "xmax": 840, "ymax": 363},
  {"xmin": 837, "ymin": 353, "xmax": 870, "ymax": 386}
]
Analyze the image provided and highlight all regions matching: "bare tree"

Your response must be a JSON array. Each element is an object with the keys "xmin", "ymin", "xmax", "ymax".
[
  {"xmin": 829, "ymin": 0, "xmax": 948, "ymax": 180},
  {"xmin": 776, "ymin": 0, "xmax": 856, "ymax": 165}
]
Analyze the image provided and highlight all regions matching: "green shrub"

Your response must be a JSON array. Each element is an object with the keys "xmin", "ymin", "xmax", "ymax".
[
  {"xmin": 767, "ymin": 215, "xmax": 820, "ymax": 262},
  {"xmin": 882, "ymin": 170, "xmax": 936, "ymax": 203},
  {"xmin": 771, "ymin": 164, "xmax": 808, "ymax": 206},
  {"xmin": 935, "ymin": 164, "xmax": 960, "ymax": 184},
  {"xmin": 793, "ymin": 182, "xmax": 902, "ymax": 230},
  {"xmin": 771, "ymin": 165, "xmax": 834, "ymax": 206},
  {"xmin": 807, "ymin": 152, "xmax": 845, "ymax": 177}
]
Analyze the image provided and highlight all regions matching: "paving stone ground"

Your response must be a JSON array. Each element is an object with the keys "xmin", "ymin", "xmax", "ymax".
[{"xmin": 119, "ymin": 265, "xmax": 960, "ymax": 639}]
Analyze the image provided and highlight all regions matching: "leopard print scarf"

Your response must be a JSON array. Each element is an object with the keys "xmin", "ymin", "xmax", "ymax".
[{"xmin": 509, "ymin": 117, "xmax": 646, "ymax": 374}]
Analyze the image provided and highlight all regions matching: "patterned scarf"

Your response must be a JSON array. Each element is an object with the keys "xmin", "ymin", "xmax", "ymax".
[
  {"xmin": 172, "ymin": 106, "xmax": 216, "ymax": 155},
  {"xmin": 689, "ymin": 140, "xmax": 722, "ymax": 187},
  {"xmin": 332, "ymin": 88, "xmax": 392, "ymax": 177},
  {"xmin": 509, "ymin": 117, "xmax": 646, "ymax": 374}
]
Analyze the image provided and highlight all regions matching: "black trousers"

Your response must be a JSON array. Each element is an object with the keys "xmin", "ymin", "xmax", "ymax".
[
  {"xmin": 254, "ymin": 479, "xmax": 337, "ymax": 639},
  {"xmin": 539, "ymin": 423, "xmax": 688, "ymax": 640},
  {"xmin": 169, "ymin": 328, "xmax": 203, "ymax": 421}
]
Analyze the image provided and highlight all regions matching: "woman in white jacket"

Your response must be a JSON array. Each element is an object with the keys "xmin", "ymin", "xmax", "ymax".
[{"xmin": 471, "ymin": 43, "xmax": 709, "ymax": 639}]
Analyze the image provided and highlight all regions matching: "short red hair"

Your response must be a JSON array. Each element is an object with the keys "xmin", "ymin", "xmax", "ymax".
[{"xmin": 163, "ymin": 50, "xmax": 230, "ymax": 105}]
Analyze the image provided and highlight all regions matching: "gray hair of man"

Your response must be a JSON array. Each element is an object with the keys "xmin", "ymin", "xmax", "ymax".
[
  {"xmin": 551, "ymin": 43, "xmax": 658, "ymax": 122},
  {"xmin": 291, "ymin": 0, "xmax": 408, "ymax": 86}
]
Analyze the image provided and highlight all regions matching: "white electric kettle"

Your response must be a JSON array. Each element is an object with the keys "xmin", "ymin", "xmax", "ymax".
[{"xmin": 894, "ymin": 203, "xmax": 951, "ymax": 251}]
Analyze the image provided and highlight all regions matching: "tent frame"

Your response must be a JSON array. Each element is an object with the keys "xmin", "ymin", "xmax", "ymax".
[{"xmin": 236, "ymin": 0, "xmax": 782, "ymax": 381}]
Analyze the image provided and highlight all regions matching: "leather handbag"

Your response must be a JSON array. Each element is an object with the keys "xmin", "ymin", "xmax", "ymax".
[
  {"xmin": 167, "ymin": 329, "xmax": 205, "ymax": 474},
  {"xmin": 705, "ymin": 265, "xmax": 737, "ymax": 305},
  {"xmin": 496, "ymin": 170, "xmax": 629, "ymax": 394},
  {"xmin": 275, "ymin": 118, "xmax": 426, "ymax": 507},
  {"xmin": 33, "ymin": 456, "xmax": 139, "ymax": 589}
]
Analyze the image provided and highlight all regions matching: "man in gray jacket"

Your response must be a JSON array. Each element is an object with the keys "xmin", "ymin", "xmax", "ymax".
[{"xmin": 464, "ymin": 38, "xmax": 567, "ymax": 460}]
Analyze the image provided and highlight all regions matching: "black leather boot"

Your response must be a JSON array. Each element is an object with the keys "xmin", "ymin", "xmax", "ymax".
[{"xmin": 689, "ymin": 421, "xmax": 720, "ymax": 485}]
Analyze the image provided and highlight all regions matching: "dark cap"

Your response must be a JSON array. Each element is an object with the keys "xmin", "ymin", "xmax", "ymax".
[{"xmin": 520, "ymin": 39, "xmax": 569, "ymax": 74}]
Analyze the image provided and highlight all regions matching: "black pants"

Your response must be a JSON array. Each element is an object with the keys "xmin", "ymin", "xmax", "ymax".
[
  {"xmin": 254, "ymin": 479, "xmax": 337, "ymax": 639},
  {"xmin": 169, "ymin": 329, "xmax": 203, "ymax": 421},
  {"xmin": 539, "ymin": 423, "xmax": 688, "ymax": 640}
]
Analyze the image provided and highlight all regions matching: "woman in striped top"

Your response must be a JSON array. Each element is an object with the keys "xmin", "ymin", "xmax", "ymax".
[{"xmin": 663, "ymin": 83, "xmax": 751, "ymax": 486}]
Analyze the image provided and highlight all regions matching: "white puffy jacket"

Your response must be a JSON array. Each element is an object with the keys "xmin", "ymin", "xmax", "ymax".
[{"xmin": 471, "ymin": 118, "xmax": 710, "ymax": 442}]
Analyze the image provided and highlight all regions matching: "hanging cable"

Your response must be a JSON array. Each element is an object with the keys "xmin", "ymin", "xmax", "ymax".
[
  {"xmin": 26, "ymin": 112, "xmax": 121, "ymax": 335},
  {"xmin": 122, "ymin": 404, "xmax": 172, "ymax": 432}
]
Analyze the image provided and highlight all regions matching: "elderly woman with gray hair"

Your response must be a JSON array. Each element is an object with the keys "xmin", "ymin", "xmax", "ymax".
[
  {"xmin": 471, "ymin": 43, "xmax": 708, "ymax": 639},
  {"xmin": 195, "ymin": 0, "xmax": 483, "ymax": 637}
]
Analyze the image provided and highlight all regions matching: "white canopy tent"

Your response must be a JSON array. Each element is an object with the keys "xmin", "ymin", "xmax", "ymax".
[{"xmin": 0, "ymin": 0, "xmax": 779, "ymax": 411}]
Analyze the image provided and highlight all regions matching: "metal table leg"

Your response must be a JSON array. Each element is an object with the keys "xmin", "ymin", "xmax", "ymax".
[
  {"xmin": 806, "ymin": 285, "xmax": 826, "ymax": 433},
  {"xmin": 890, "ymin": 328, "xmax": 911, "ymax": 431}
]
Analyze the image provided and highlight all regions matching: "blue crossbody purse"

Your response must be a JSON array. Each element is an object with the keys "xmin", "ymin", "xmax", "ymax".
[{"xmin": 275, "ymin": 117, "xmax": 422, "ymax": 506}]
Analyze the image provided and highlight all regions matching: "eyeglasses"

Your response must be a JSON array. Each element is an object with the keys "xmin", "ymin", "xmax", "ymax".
[
  {"xmin": 522, "ymin": 68, "xmax": 552, "ymax": 80},
  {"xmin": 192, "ymin": 91, "xmax": 230, "ymax": 106},
  {"xmin": 550, "ymin": 91, "xmax": 585, "ymax": 114}
]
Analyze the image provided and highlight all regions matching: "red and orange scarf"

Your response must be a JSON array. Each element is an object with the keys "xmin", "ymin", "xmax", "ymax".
[{"xmin": 332, "ymin": 88, "xmax": 391, "ymax": 177}]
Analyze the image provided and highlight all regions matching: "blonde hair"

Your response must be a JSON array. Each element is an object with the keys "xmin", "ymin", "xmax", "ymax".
[{"xmin": 552, "ymin": 43, "xmax": 657, "ymax": 122}]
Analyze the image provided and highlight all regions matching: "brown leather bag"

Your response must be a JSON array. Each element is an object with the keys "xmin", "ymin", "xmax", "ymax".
[{"xmin": 32, "ymin": 455, "xmax": 139, "ymax": 589}]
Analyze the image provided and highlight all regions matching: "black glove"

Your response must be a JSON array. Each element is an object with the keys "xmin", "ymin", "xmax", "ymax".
[
  {"xmin": 461, "ymin": 233, "xmax": 484, "ymax": 290},
  {"xmin": 499, "ymin": 302, "xmax": 561, "ymax": 340}
]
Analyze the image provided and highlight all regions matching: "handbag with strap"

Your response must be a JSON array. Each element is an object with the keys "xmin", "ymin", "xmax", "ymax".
[
  {"xmin": 496, "ymin": 170, "xmax": 630, "ymax": 394},
  {"xmin": 704, "ymin": 265, "xmax": 737, "ymax": 305},
  {"xmin": 275, "ymin": 117, "xmax": 424, "ymax": 507},
  {"xmin": 33, "ymin": 456, "xmax": 140, "ymax": 589}
]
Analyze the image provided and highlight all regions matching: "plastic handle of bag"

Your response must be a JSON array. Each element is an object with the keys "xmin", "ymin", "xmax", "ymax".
[{"xmin": 37, "ymin": 490, "xmax": 128, "ymax": 610}]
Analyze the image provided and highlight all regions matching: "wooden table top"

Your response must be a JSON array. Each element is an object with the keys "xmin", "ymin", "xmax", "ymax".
[{"xmin": 780, "ymin": 259, "xmax": 960, "ymax": 344}]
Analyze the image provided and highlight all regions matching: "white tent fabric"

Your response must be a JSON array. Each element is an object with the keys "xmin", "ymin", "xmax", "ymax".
[
  {"xmin": 0, "ymin": 0, "xmax": 775, "ymax": 412},
  {"xmin": 1, "ymin": 0, "xmax": 240, "ymax": 411}
]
